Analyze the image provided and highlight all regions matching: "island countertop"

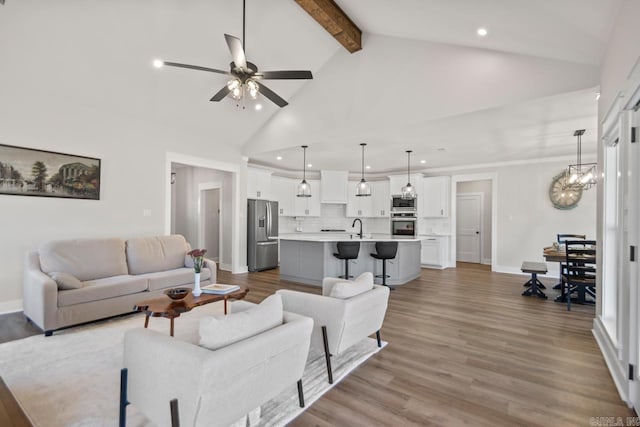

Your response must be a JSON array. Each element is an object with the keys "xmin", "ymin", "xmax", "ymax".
[{"xmin": 278, "ymin": 233, "xmax": 426, "ymax": 242}]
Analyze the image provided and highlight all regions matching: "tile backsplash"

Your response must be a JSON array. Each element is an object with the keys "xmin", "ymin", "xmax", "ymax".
[{"xmin": 279, "ymin": 204, "xmax": 390, "ymax": 234}]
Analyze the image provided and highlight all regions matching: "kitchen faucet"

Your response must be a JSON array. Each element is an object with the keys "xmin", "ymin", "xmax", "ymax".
[{"xmin": 352, "ymin": 218, "xmax": 363, "ymax": 239}]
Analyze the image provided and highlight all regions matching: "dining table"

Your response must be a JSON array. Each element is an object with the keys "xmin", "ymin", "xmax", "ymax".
[{"xmin": 542, "ymin": 244, "xmax": 596, "ymax": 304}]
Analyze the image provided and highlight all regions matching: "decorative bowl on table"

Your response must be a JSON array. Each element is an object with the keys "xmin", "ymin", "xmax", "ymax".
[{"xmin": 165, "ymin": 287, "xmax": 191, "ymax": 300}]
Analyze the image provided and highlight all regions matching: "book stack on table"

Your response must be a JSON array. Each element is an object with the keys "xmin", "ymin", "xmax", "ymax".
[{"xmin": 201, "ymin": 284, "xmax": 241, "ymax": 295}]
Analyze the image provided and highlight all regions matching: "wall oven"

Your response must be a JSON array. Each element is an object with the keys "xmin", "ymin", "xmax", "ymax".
[{"xmin": 390, "ymin": 212, "xmax": 417, "ymax": 237}]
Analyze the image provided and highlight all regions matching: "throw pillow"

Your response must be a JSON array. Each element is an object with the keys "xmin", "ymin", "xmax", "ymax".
[
  {"xmin": 184, "ymin": 253, "xmax": 195, "ymax": 268},
  {"xmin": 48, "ymin": 272, "xmax": 84, "ymax": 290},
  {"xmin": 329, "ymin": 273, "xmax": 373, "ymax": 299},
  {"xmin": 199, "ymin": 293, "xmax": 283, "ymax": 351}
]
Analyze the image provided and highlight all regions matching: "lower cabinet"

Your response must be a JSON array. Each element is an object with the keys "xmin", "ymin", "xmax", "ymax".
[{"xmin": 421, "ymin": 236, "xmax": 449, "ymax": 269}]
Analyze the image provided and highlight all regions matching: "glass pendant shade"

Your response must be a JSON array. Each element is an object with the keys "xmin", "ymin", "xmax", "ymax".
[
  {"xmin": 356, "ymin": 179, "xmax": 371, "ymax": 196},
  {"xmin": 562, "ymin": 129, "xmax": 597, "ymax": 191},
  {"xmin": 401, "ymin": 150, "xmax": 417, "ymax": 199},
  {"xmin": 297, "ymin": 145, "xmax": 311, "ymax": 197},
  {"xmin": 356, "ymin": 143, "xmax": 372, "ymax": 197}
]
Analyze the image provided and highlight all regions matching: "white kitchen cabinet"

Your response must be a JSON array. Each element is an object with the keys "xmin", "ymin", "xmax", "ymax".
[
  {"xmin": 346, "ymin": 180, "xmax": 373, "ymax": 217},
  {"xmin": 422, "ymin": 176, "xmax": 450, "ymax": 217},
  {"xmin": 294, "ymin": 179, "xmax": 321, "ymax": 216},
  {"xmin": 388, "ymin": 174, "xmax": 423, "ymax": 197},
  {"xmin": 420, "ymin": 236, "xmax": 449, "ymax": 269},
  {"xmin": 371, "ymin": 180, "xmax": 390, "ymax": 217},
  {"xmin": 320, "ymin": 170, "xmax": 348, "ymax": 204},
  {"xmin": 247, "ymin": 167, "xmax": 272, "ymax": 200},
  {"xmin": 271, "ymin": 176, "xmax": 295, "ymax": 216}
]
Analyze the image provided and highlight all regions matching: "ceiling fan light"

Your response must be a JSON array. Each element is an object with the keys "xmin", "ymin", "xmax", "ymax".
[
  {"xmin": 247, "ymin": 79, "xmax": 259, "ymax": 99},
  {"xmin": 153, "ymin": 59, "xmax": 164, "ymax": 68},
  {"xmin": 227, "ymin": 79, "xmax": 242, "ymax": 100}
]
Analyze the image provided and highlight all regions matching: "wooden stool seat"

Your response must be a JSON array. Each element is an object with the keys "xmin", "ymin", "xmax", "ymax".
[{"xmin": 521, "ymin": 261, "xmax": 547, "ymax": 299}]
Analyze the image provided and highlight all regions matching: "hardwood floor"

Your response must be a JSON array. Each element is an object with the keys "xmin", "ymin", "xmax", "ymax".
[{"xmin": 0, "ymin": 263, "xmax": 634, "ymax": 426}]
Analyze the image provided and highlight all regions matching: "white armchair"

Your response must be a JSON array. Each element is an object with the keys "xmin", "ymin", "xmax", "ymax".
[
  {"xmin": 277, "ymin": 272, "xmax": 390, "ymax": 384},
  {"xmin": 119, "ymin": 301, "xmax": 313, "ymax": 427}
]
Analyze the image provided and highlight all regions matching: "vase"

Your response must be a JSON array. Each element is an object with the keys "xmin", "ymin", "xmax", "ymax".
[{"xmin": 193, "ymin": 272, "xmax": 202, "ymax": 297}]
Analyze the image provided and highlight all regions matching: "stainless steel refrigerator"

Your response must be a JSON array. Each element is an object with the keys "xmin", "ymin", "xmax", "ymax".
[{"xmin": 247, "ymin": 199, "xmax": 279, "ymax": 271}]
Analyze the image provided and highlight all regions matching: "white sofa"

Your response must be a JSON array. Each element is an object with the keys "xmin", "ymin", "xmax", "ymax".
[
  {"xmin": 120, "ymin": 300, "xmax": 313, "ymax": 427},
  {"xmin": 23, "ymin": 234, "xmax": 215, "ymax": 336},
  {"xmin": 277, "ymin": 272, "xmax": 390, "ymax": 383}
]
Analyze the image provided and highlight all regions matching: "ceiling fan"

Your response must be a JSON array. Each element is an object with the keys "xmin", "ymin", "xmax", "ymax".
[{"xmin": 153, "ymin": 0, "xmax": 312, "ymax": 108}]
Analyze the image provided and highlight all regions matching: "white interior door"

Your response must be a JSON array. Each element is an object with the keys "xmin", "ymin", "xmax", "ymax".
[
  {"xmin": 457, "ymin": 194, "xmax": 481, "ymax": 263},
  {"xmin": 201, "ymin": 188, "xmax": 221, "ymax": 262}
]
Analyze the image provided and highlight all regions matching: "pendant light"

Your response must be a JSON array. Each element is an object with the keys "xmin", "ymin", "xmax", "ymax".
[
  {"xmin": 563, "ymin": 129, "xmax": 597, "ymax": 191},
  {"xmin": 401, "ymin": 150, "xmax": 416, "ymax": 199},
  {"xmin": 356, "ymin": 143, "xmax": 371, "ymax": 197},
  {"xmin": 296, "ymin": 145, "xmax": 311, "ymax": 197}
]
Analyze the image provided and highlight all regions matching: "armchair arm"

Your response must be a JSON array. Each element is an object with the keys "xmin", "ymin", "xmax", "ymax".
[
  {"xmin": 22, "ymin": 251, "xmax": 58, "ymax": 332},
  {"xmin": 277, "ymin": 289, "xmax": 346, "ymax": 355},
  {"xmin": 338, "ymin": 285, "xmax": 389, "ymax": 353},
  {"xmin": 203, "ymin": 257, "xmax": 217, "ymax": 283}
]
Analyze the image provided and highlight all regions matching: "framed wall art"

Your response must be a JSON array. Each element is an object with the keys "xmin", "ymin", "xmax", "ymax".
[{"xmin": 0, "ymin": 144, "xmax": 101, "ymax": 200}]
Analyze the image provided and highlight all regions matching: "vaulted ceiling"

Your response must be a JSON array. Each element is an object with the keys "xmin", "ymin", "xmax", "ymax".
[{"xmin": 0, "ymin": 0, "xmax": 620, "ymax": 174}]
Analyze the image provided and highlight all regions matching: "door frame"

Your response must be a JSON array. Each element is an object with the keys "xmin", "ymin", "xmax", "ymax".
[
  {"xmin": 198, "ymin": 183, "xmax": 223, "ymax": 263},
  {"xmin": 450, "ymin": 173, "xmax": 498, "ymax": 270},
  {"xmin": 456, "ymin": 192, "xmax": 484, "ymax": 264}
]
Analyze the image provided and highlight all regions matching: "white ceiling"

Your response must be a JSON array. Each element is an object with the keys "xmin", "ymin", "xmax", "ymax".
[{"xmin": 0, "ymin": 0, "xmax": 620, "ymax": 174}]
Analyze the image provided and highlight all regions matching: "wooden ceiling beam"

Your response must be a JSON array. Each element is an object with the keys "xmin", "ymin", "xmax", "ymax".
[{"xmin": 294, "ymin": 0, "xmax": 362, "ymax": 53}]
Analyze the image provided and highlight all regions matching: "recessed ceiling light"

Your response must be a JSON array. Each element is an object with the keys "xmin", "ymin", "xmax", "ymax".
[
  {"xmin": 420, "ymin": 160, "xmax": 426, "ymax": 164},
  {"xmin": 307, "ymin": 163, "xmax": 312, "ymax": 168},
  {"xmin": 477, "ymin": 28, "xmax": 488, "ymax": 37},
  {"xmin": 255, "ymin": 103, "xmax": 263, "ymax": 111},
  {"xmin": 365, "ymin": 165, "xmax": 371, "ymax": 170},
  {"xmin": 153, "ymin": 59, "xmax": 164, "ymax": 68},
  {"xmin": 276, "ymin": 156, "xmax": 282, "ymax": 160}
]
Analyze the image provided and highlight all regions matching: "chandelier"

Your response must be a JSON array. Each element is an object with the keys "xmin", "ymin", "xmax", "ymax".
[{"xmin": 562, "ymin": 129, "xmax": 597, "ymax": 191}]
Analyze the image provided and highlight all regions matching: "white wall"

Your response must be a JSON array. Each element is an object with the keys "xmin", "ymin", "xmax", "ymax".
[
  {"xmin": 457, "ymin": 180, "xmax": 493, "ymax": 264},
  {"xmin": 0, "ymin": 3, "xmax": 248, "ymax": 312}
]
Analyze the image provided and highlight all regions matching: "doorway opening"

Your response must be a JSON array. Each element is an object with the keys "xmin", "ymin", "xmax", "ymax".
[
  {"xmin": 200, "ymin": 187, "xmax": 221, "ymax": 262},
  {"xmin": 451, "ymin": 174, "xmax": 497, "ymax": 269}
]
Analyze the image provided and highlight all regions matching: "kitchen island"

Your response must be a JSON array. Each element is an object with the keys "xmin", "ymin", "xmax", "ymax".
[{"xmin": 278, "ymin": 233, "xmax": 424, "ymax": 287}]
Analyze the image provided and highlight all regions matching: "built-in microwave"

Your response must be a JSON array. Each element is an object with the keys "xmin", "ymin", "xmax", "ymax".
[{"xmin": 391, "ymin": 195, "xmax": 417, "ymax": 212}]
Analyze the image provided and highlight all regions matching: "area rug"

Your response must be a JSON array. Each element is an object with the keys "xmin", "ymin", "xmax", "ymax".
[{"xmin": 0, "ymin": 302, "xmax": 385, "ymax": 426}]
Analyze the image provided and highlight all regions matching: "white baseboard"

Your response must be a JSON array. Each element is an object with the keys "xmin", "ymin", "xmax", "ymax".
[
  {"xmin": 219, "ymin": 263, "xmax": 233, "ymax": 272},
  {"xmin": 0, "ymin": 298, "xmax": 23, "ymax": 315},
  {"xmin": 481, "ymin": 258, "xmax": 492, "ymax": 265},
  {"xmin": 233, "ymin": 266, "xmax": 249, "ymax": 274},
  {"xmin": 593, "ymin": 317, "xmax": 630, "ymax": 406}
]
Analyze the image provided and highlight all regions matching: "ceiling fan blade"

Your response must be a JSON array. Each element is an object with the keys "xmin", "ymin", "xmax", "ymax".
[
  {"xmin": 254, "ymin": 70, "xmax": 313, "ymax": 80},
  {"xmin": 258, "ymin": 83, "xmax": 288, "ymax": 108},
  {"xmin": 210, "ymin": 85, "xmax": 231, "ymax": 102},
  {"xmin": 163, "ymin": 61, "xmax": 231, "ymax": 76},
  {"xmin": 224, "ymin": 34, "xmax": 247, "ymax": 71}
]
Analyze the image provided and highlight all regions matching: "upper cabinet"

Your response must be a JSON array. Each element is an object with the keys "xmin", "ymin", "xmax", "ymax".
[
  {"xmin": 320, "ymin": 171, "xmax": 348, "ymax": 204},
  {"xmin": 371, "ymin": 180, "xmax": 390, "ymax": 217},
  {"xmin": 346, "ymin": 180, "xmax": 389, "ymax": 218},
  {"xmin": 293, "ymin": 179, "xmax": 321, "ymax": 216},
  {"xmin": 271, "ymin": 176, "xmax": 295, "ymax": 216},
  {"xmin": 422, "ymin": 176, "xmax": 450, "ymax": 217},
  {"xmin": 247, "ymin": 167, "xmax": 272, "ymax": 200},
  {"xmin": 388, "ymin": 174, "xmax": 423, "ymax": 198}
]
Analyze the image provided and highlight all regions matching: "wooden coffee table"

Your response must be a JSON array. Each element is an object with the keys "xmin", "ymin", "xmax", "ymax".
[{"xmin": 133, "ymin": 286, "xmax": 249, "ymax": 337}]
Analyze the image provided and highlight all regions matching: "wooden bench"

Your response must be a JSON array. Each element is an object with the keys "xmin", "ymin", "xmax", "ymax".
[{"xmin": 521, "ymin": 261, "xmax": 548, "ymax": 299}]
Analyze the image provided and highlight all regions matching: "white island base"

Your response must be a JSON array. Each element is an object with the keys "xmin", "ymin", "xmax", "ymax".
[{"xmin": 279, "ymin": 235, "xmax": 422, "ymax": 287}]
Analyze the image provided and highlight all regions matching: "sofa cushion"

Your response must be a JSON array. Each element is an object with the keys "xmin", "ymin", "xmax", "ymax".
[
  {"xmin": 329, "ymin": 272, "xmax": 374, "ymax": 299},
  {"xmin": 126, "ymin": 235, "xmax": 188, "ymax": 275},
  {"xmin": 137, "ymin": 267, "xmax": 212, "ymax": 292},
  {"xmin": 39, "ymin": 238, "xmax": 128, "ymax": 281},
  {"xmin": 199, "ymin": 294, "xmax": 283, "ymax": 351},
  {"xmin": 48, "ymin": 272, "xmax": 84, "ymax": 290},
  {"xmin": 58, "ymin": 275, "xmax": 148, "ymax": 307}
]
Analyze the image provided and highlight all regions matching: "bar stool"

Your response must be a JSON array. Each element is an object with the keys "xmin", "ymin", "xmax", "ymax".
[
  {"xmin": 370, "ymin": 242, "xmax": 397, "ymax": 290},
  {"xmin": 333, "ymin": 242, "xmax": 360, "ymax": 279}
]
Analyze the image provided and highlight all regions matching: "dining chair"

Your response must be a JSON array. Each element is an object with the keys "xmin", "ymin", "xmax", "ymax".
[
  {"xmin": 554, "ymin": 234, "xmax": 587, "ymax": 292},
  {"xmin": 562, "ymin": 240, "xmax": 596, "ymax": 311}
]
